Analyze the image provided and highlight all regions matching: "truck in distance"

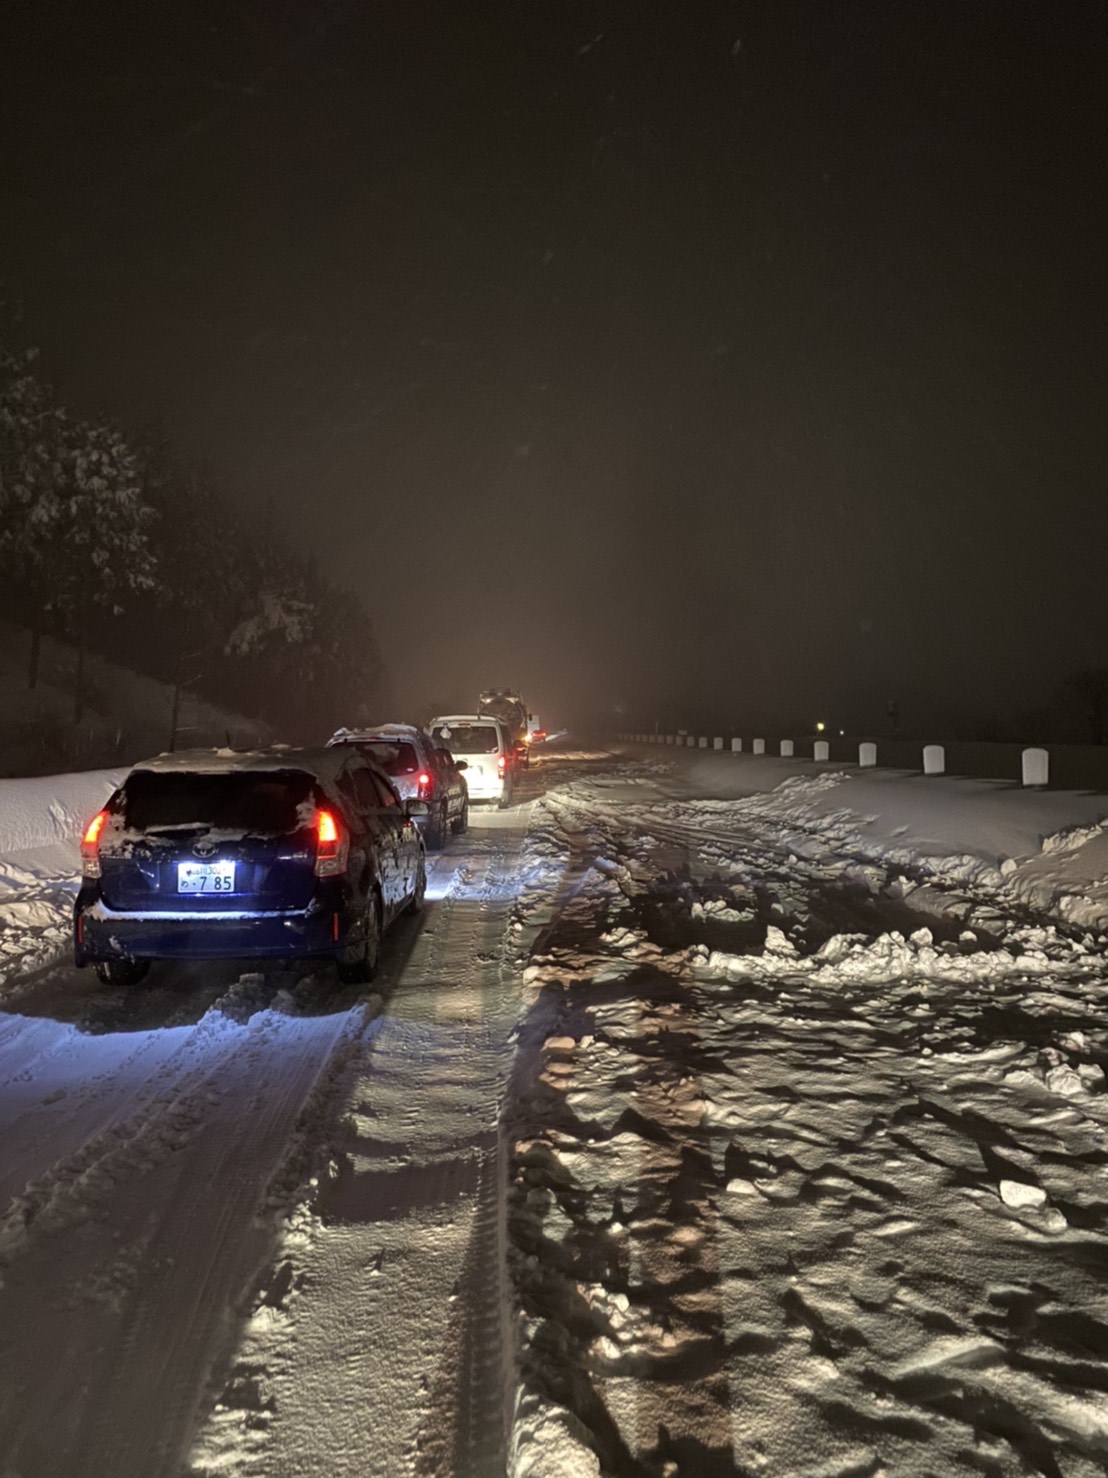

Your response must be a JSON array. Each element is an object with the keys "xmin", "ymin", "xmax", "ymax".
[{"xmin": 478, "ymin": 689, "xmax": 531, "ymax": 765}]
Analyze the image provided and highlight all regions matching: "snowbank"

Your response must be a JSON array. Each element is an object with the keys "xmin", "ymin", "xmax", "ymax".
[
  {"xmin": 0, "ymin": 768, "xmax": 124, "ymax": 857},
  {"xmin": 652, "ymin": 751, "xmax": 1108, "ymax": 858},
  {"xmin": 637, "ymin": 750, "xmax": 1108, "ymax": 929},
  {"xmin": 0, "ymin": 769, "xmax": 124, "ymax": 984}
]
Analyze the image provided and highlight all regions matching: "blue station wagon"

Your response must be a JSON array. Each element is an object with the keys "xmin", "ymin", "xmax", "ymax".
[{"xmin": 74, "ymin": 747, "xmax": 427, "ymax": 985}]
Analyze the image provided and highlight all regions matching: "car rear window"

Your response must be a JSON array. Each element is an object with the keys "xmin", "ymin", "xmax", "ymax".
[
  {"xmin": 349, "ymin": 741, "xmax": 419, "ymax": 776},
  {"xmin": 122, "ymin": 770, "xmax": 315, "ymax": 833},
  {"xmin": 431, "ymin": 724, "xmax": 499, "ymax": 754}
]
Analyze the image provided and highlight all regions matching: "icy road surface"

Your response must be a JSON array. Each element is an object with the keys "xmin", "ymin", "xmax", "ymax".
[{"xmin": 0, "ymin": 745, "xmax": 1107, "ymax": 1477}]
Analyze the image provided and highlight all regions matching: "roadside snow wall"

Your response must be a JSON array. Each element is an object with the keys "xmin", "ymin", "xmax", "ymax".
[{"xmin": 0, "ymin": 769, "xmax": 124, "ymax": 857}]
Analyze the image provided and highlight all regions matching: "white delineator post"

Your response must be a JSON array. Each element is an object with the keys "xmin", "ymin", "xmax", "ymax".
[
  {"xmin": 752, "ymin": 738, "xmax": 765, "ymax": 755},
  {"xmin": 859, "ymin": 742, "xmax": 877, "ymax": 768},
  {"xmin": 780, "ymin": 739, "xmax": 794, "ymax": 758},
  {"xmin": 923, "ymin": 744, "xmax": 945, "ymax": 776},
  {"xmin": 1022, "ymin": 747, "xmax": 1049, "ymax": 786},
  {"xmin": 814, "ymin": 740, "xmax": 830, "ymax": 761},
  {"xmin": 713, "ymin": 736, "xmax": 723, "ymax": 750},
  {"xmin": 731, "ymin": 738, "xmax": 742, "ymax": 753},
  {"xmin": 698, "ymin": 736, "xmax": 708, "ymax": 749}
]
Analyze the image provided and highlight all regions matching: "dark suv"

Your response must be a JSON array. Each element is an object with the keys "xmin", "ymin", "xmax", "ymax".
[
  {"xmin": 327, "ymin": 723, "xmax": 468, "ymax": 849},
  {"xmin": 74, "ymin": 747, "xmax": 427, "ymax": 985}
]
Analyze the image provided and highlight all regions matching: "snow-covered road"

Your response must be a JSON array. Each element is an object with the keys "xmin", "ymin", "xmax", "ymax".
[
  {"xmin": 508, "ymin": 764, "xmax": 1108, "ymax": 1476},
  {"xmin": 1, "ymin": 744, "xmax": 1107, "ymax": 1477},
  {"xmin": 0, "ymin": 799, "xmax": 539, "ymax": 1478}
]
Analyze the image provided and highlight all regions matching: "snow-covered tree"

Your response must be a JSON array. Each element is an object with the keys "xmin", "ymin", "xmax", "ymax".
[
  {"xmin": 1, "ymin": 340, "xmax": 390, "ymax": 740},
  {"xmin": 0, "ymin": 346, "xmax": 156, "ymax": 710},
  {"xmin": 226, "ymin": 585, "xmax": 314, "ymax": 657},
  {"xmin": 0, "ymin": 345, "xmax": 55, "ymax": 549}
]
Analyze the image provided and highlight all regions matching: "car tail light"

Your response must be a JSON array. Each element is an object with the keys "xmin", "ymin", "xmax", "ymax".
[
  {"xmin": 81, "ymin": 809, "xmax": 109, "ymax": 878},
  {"xmin": 314, "ymin": 809, "xmax": 349, "ymax": 877},
  {"xmin": 417, "ymin": 770, "xmax": 433, "ymax": 800},
  {"xmin": 497, "ymin": 754, "xmax": 507, "ymax": 773}
]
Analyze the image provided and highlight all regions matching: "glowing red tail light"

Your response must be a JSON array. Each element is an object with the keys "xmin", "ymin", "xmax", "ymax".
[
  {"xmin": 314, "ymin": 809, "xmax": 349, "ymax": 877},
  {"xmin": 497, "ymin": 754, "xmax": 508, "ymax": 772},
  {"xmin": 81, "ymin": 809, "xmax": 109, "ymax": 878},
  {"xmin": 416, "ymin": 770, "xmax": 433, "ymax": 800}
]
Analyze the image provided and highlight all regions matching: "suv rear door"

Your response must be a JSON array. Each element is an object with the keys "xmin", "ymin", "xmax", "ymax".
[{"xmin": 98, "ymin": 769, "xmax": 319, "ymax": 912}]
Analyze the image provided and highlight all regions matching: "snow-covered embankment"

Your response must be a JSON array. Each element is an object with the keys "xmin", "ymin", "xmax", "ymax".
[{"xmin": 0, "ymin": 767, "xmax": 123, "ymax": 983}]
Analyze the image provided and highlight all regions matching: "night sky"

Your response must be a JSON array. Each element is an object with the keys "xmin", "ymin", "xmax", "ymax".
[{"xmin": 3, "ymin": 1, "xmax": 1104, "ymax": 734}]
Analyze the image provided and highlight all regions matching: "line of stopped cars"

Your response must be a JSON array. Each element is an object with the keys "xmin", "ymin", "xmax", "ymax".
[{"xmin": 74, "ymin": 710, "xmax": 537, "ymax": 986}]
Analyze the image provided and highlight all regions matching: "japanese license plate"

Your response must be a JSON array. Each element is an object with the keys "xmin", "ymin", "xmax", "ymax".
[{"xmin": 177, "ymin": 860, "xmax": 236, "ymax": 894}]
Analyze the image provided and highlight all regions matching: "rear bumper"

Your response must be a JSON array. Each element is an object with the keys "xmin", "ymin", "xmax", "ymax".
[
  {"xmin": 74, "ymin": 889, "xmax": 346, "ymax": 965},
  {"xmin": 462, "ymin": 769, "xmax": 508, "ymax": 801}
]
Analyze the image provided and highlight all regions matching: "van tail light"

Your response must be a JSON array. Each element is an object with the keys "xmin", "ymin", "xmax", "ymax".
[
  {"xmin": 314, "ymin": 809, "xmax": 349, "ymax": 877},
  {"xmin": 416, "ymin": 771, "xmax": 433, "ymax": 800},
  {"xmin": 81, "ymin": 809, "xmax": 109, "ymax": 878},
  {"xmin": 497, "ymin": 754, "xmax": 508, "ymax": 773}
]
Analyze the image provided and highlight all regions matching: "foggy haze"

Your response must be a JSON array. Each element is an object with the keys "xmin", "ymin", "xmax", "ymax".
[{"xmin": 2, "ymin": 1, "xmax": 1104, "ymax": 736}]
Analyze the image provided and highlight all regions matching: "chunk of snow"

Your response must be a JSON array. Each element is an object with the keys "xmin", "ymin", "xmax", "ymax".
[
  {"xmin": 998, "ymin": 1180, "xmax": 1047, "ymax": 1210},
  {"xmin": 512, "ymin": 1401, "xmax": 601, "ymax": 1477},
  {"xmin": 1045, "ymin": 1064, "xmax": 1087, "ymax": 1098},
  {"xmin": 762, "ymin": 925, "xmax": 796, "ymax": 957}
]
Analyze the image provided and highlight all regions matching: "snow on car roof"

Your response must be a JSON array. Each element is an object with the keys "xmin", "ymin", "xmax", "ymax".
[
  {"xmin": 429, "ymin": 714, "xmax": 499, "ymax": 726},
  {"xmin": 328, "ymin": 723, "xmax": 428, "ymax": 744},
  {"xmin": 128, "ymin": 745, "xmax": 360, "ymax": 785}
]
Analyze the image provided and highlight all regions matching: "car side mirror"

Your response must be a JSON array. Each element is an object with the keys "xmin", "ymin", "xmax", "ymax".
[
  {"xmin": 406, "ymin": 799, "xmax": 430, "ymax": 817},
  {"xmin": 454, "ymin": 759, "xmax": 468, "ymax": 771}
]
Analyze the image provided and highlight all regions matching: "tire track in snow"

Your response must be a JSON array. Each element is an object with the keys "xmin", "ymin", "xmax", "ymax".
[
  {"xmin": 190, "ymin": 818, "xmax": 532, "ymax": 1478},
  {"xmin": 0, "ymin": 992, "xmax": 359, "ymax": 1478},
  {"xmin": 0, "ymin": 1018, "xmax": 215, "ymax": 1210},
  {"xmin": 407, "ymin": 826, "xmax": 532, "ymax": 1478}
]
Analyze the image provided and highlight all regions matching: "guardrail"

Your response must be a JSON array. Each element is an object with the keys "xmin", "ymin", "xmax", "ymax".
[{"xmin": 613, "ymin": 732, "xmax": 1108, "ymax": 790}]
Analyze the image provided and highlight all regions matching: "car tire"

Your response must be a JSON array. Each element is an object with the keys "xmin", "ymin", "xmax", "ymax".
[
  {"xmin": 450, "ymin": 799, "xmax": 469, "ymax": 836},
  {"xmin": 498, "ymin": 783, "xmax": 512, "ymax": 810},
  {"xmin": 95, "ymin": 958, "xmax": 150, "ymax": 986},
  {"xmin": 425, "ymin": 805, "xmax": 448, "ymax": 851},
  {"xmin": 337, "ymin": 893, "xmax": 380, "ymax": 984},
  {"xmin": 407, "ymin": 853, "xmax": 427, "ymax": 914}
]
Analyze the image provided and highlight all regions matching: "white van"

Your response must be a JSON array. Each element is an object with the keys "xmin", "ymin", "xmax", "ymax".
[{"xmin": 428, "ymin": 714, "xmax": 514, "ymax": 808}]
